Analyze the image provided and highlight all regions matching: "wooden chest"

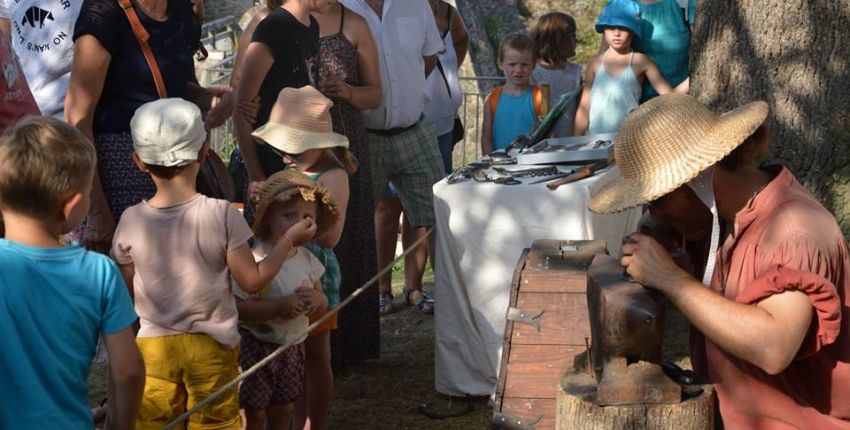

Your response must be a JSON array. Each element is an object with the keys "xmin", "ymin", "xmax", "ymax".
[{"xmin": 493, "ymin": 239, "xmax": 607, "ymax": 430}]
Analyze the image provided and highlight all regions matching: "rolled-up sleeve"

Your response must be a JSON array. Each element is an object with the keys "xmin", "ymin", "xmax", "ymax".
[{"xmin": 737, "ymin": 264, "xmax": 842, "ymax": 358}]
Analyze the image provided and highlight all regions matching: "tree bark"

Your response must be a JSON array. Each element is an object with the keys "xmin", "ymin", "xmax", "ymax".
[{"xmin": 690, "ymin": 0, "xmax": 850, "ymax": 235}]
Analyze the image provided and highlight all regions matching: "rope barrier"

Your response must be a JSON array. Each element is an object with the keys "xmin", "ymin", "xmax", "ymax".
[{"xmin": 162, "ymin": 227, "xmax": 435, "ymax": 429}]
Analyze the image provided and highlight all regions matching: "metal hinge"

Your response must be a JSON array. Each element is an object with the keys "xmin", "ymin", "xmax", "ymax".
[{"xmin": 506, "ymin": 308, "xmax": 544, "ymax": 332}]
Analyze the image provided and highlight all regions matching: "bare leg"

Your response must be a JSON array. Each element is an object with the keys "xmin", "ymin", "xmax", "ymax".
[
  {"xmin": 243, "ymin": 407, "xmax": 267, "ymax": 430},
  {"xmin": 303, "ymin": 331, "xmax": 333, "ymax": 430},
  {"xmin": 401, "ymin": 215, "xmax": 427, "ymax": 292},
  {"xmin": 266, "ymin": 402, "xmax": 295, "ymax": 430},
  {"xmin": 375, "ymin": 197, "xmax": 403, "ymax": 296}
]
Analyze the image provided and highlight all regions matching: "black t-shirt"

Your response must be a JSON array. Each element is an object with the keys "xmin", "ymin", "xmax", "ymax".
[
  {"xmin": 251, "ymin": 8, "xmax": 319, "ymax": 176},
  {"xmin": 73, "ymin": 0, "xmax": 200, "ymax": 134}
]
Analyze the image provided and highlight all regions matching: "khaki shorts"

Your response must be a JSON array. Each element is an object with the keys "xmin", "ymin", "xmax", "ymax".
[
  {"xmin": 368, "ymin": 118, "xmax": 445, "ymax": 227},
  {"xmin": 136, "ymin": 334, "xmax": 241, "ymax": 430}
]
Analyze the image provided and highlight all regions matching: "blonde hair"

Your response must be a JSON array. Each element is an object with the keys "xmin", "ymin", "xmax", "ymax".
[
  {"xmin": 0, "ymin": 117, "xmax": 96, "ymax": 222},
  {"xmin": 531, "ymin": 12, "xmax": 577, "ymax": 64},
  {"xmin": 498, "ymin": 32, "xmax": 536, "ymax": 64}
]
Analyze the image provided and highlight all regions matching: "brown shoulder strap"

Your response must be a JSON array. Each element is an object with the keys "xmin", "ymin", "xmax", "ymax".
[
  {"xmin": 531, "ymin": 86, "xmax": 543, "ymax": 117},
  {"xmin": 118, "ymin": 0, "xmax": 167, "ymax": 98},
  {"xmin": 488, "ymin": 86, "xmax": 502, "ymax": 119}
]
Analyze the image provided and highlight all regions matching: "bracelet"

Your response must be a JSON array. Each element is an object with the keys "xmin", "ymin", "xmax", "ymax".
[{"xmin": 345, "ymin": 83, "xmax": 353, "ymax": 101}]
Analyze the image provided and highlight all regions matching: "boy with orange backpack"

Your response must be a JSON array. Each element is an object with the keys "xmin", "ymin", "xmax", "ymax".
[{"xmin": 480, "ymin": 33, "xmax": 544, "ymax": 155}]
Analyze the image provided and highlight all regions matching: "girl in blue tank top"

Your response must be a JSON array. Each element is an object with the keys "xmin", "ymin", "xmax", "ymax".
[
  {"xmin": 575, "ymin": 0, "xmax": 678, "ymax": 135},
  {"xmin": 481, "ymin": 33, "xmax": 540, "ymax": 154}
]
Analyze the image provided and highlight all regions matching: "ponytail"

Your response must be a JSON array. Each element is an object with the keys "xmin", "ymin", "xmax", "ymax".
[{"xmin": 333, "ymin": 147, "xmax": 358, "ymax": 175}]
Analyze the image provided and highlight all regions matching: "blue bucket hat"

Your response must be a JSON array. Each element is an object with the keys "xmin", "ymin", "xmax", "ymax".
[{"xmin": 595, "ymin": 0, "xmax": 642, "ymax": 38}]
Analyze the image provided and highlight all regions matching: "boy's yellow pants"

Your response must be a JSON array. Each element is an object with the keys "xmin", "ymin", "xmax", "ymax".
[{"xmin": 136, "ymin": 334, "xmax": 241, "ymax": 430}]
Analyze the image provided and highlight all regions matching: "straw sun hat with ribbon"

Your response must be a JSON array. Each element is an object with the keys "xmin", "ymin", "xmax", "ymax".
[
  {"xmin": 589, "ymin": 93, "xmax": 768, "ymax": 214},
  {"xmin": 251, "ymin": 86, "xmax": 349, "ymax": 154},
  {"xmin": 252, "ymin": 169, "xmax": 340, "ymax": 239}
]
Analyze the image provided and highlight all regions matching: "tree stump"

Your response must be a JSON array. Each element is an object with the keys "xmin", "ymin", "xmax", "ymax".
[{"xmin": 556, "ymin": 371, "xmax": 714, "ymax": 430}]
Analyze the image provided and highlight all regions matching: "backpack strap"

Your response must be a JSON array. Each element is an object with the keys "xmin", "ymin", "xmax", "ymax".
[
  {"xmin": 118, "ymin": 0, "xmax": 167, "ymax": 98},
  {"xmin": 488, "ymin": 86, "xmax": 503, "ymax": 120},
  {"xmin": 531, "ymin": 86, "xmax": 543, "ymax": 117}
]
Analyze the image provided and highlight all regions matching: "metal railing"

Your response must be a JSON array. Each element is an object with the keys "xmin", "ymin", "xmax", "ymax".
[{"xmin": 456, "ymin": 76, "xmax": 504, "ymax": 167}]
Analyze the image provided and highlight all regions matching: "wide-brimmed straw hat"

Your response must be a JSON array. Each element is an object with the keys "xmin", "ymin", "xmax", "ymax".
[
  {"xmin": 251, "ymin": 86, "xmax": 349, "ymax": 154},
  {"xmin": 252, "ymin": 170, "xmax": 340, "ymax": 239},
  {"xmin": 589, "ymin": 93, "xmax": 768, "ymax": 214}
]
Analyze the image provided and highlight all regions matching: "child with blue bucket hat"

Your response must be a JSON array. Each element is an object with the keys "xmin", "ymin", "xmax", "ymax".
[{"xmin": 575, "ymin": 0, "xmax": 682, "ymax": 135}]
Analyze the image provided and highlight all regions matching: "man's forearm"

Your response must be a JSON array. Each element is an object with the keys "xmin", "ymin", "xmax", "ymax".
[{"xmin": 663, "ymin": 277, "xmax": 808, "ymax": 374}]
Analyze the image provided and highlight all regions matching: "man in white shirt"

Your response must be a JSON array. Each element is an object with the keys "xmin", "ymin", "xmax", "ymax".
[
  {"xmin": 0, "ymin": 0, "xmax": 82, "ymax": 118},
  {"xmin": 341, "ymin": 0, "xmax": 444, "ymax": 314}
]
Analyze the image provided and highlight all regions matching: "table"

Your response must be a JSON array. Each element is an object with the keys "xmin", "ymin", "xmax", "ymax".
[{"xmin": 433, "ymin": 166, "xmax": 641, "ymax": 396}]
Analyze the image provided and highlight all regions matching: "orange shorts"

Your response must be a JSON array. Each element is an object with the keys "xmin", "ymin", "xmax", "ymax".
[{"xmin": 309, "ymin": 307, "xmax": 338, "ymax": 336}]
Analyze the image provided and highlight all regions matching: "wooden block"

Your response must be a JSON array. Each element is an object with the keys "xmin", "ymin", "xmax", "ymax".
[
  {"xmin": 503, "ymin": 345, "xmax": 585, "ymax": 399},
  {"xmin": 511, "ymin": 292, "xmax": 590, "ymax": 345}
]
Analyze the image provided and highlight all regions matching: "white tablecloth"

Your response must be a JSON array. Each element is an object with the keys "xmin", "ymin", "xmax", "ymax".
[{"xmin": 433, "ymin": 167, "xmax": 641, "ymax": 396}]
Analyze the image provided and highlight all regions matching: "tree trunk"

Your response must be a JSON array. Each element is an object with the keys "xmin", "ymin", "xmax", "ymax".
[
  {"xmin": 556, "ymin": 371, "xmax": 715, "ymax": 430},
  {"xmin": 690, "ymin": 0, "xmax": 850, "ymax": 235}
]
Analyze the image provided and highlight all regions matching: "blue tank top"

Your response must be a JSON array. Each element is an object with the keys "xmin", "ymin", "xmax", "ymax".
[
  {"xmin": 633, "ymin": 0, "xmax": 693, "ymax": 101},
  {"xmin": 493, "ymin": 89, "xmax": 536, "ymax": 151},
  {"xmin": 588, "ymin": 51, "xmax": 640, "ymax": 135}
]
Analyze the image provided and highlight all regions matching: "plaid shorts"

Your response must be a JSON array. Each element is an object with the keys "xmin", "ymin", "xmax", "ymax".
[
  {"xmin": 368, "ymin": 118, "xmax": 445, "ymax": 227},
  {"xmin": 238, "ymin": 329, "xmax": 306, "ymax": 409}
]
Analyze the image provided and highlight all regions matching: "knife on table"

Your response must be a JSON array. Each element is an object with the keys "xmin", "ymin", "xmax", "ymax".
[{"xmin": 545, "ymin": 160, "xmax": 609, "ymax": 190}]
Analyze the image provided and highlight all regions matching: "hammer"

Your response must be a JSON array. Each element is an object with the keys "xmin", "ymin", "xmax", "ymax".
[{"xmin": 546, "ymin": 160, "xmax": 609, "ymax": 190}]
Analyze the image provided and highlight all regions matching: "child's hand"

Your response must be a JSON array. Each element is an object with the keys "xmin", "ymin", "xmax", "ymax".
[
  {"xmin": 248, "ymin": 181, "xmax": 265, "ymax": 206},
  {"xmin": 279, "ymin": 295, "xmax": 307, "ymax": 319},
  {"xmin": 297, "ymin": 284, "xmax": 327, "ymax": 316},
  {"xmin": 282, "ymin": 218, "xmax": 317, "ymax": 247}
]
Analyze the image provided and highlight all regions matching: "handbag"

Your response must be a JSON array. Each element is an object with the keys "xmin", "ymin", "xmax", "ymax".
[
  {"xmin": 120, "ymin": 0, "xmax": 236, "ymax": 201},
  {"xmin": 435, "ymin": 59, "xmax": 464, "ymax": 145}
]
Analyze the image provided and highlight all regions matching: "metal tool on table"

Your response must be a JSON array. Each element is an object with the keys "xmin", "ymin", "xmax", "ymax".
[{"xmin": 545, "ymin": 160, "xmax": 609, "ymax": 190}]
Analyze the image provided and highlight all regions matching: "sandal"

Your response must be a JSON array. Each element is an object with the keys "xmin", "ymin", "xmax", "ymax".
[
  {"xmin": 404, "ymin": 287, "xmax": 434, "ymax": 314},
  {"xmin": 379, "ymin": 290, "xmax": 394, "ymax": 315}
]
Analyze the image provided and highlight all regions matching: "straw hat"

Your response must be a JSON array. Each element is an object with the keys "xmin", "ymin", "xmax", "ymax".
[
  {"xmin": 251, "ymin": 86, "xmax": 349, "ymax": 154},
  {"xmin": 252, "ymin": 170, "xmax": 340, "ymax": 239},
  {"xmin": 589, "ymin": 93, "xmax": 768, "ymax": 214}
]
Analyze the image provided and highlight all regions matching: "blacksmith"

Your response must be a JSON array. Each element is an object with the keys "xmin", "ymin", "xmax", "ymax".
[{"xmin": 589, "ymin": 93, "xmax": 850, "ymax": 429}]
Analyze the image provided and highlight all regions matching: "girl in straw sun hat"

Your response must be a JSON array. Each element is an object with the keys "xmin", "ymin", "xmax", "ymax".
[
  {"xmin": 235, "ymin": 169, "xmax": 339, "ymax": 430},
  {"xmin": 251, "ymin": 85, "xmax": 355, "ymax": 429}
]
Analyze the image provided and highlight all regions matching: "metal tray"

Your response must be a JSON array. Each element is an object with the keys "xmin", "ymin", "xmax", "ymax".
[{"xmin": 515, "ymin": 133, "xmax": 616, "ymax": 165}]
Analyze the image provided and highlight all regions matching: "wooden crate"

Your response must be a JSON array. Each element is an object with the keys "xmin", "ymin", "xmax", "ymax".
[{"xmin": 493, "ymin": 239, "xmax": 607, "ymax": 430}]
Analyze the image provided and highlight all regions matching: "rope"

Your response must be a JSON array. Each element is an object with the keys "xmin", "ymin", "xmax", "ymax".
[{"xmin": 162, "ymin": 227, "xmax": 435, "ymax": 429}]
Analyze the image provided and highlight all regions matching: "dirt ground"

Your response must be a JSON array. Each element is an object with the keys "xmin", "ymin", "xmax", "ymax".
[{"xmin": 88, "ymin": 273, "xmax": 691, "ymax": 430}]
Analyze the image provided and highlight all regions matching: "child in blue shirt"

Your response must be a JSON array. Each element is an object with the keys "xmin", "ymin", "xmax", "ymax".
[
  {"xmin": 0, "ymin": 116, "xmax": 144, "ymax": 429},
  {"xmin": 481, "ymin": 33, "xmax": 543, "ymax": 154}
]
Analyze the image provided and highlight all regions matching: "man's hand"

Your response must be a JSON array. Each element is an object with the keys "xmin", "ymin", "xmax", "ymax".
[
  {"xmin": 620, "ymin": 233, "xmax": 693, "ymax": 291},
  {"xmin": 279, "ymin": 295, "xmax": 307, "ymax": 319},
  {"xmin": 282, "ymin": 218, "xmax": 317, "ymax": 247},
  {"xmin": 206, "ymin": 86, "xmax": 234, "ymax": 129}
]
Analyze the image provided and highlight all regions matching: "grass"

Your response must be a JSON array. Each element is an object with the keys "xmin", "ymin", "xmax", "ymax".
[{"xmin": 87, "ymin": 264, "xmax": 691, "ymax": 430}]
